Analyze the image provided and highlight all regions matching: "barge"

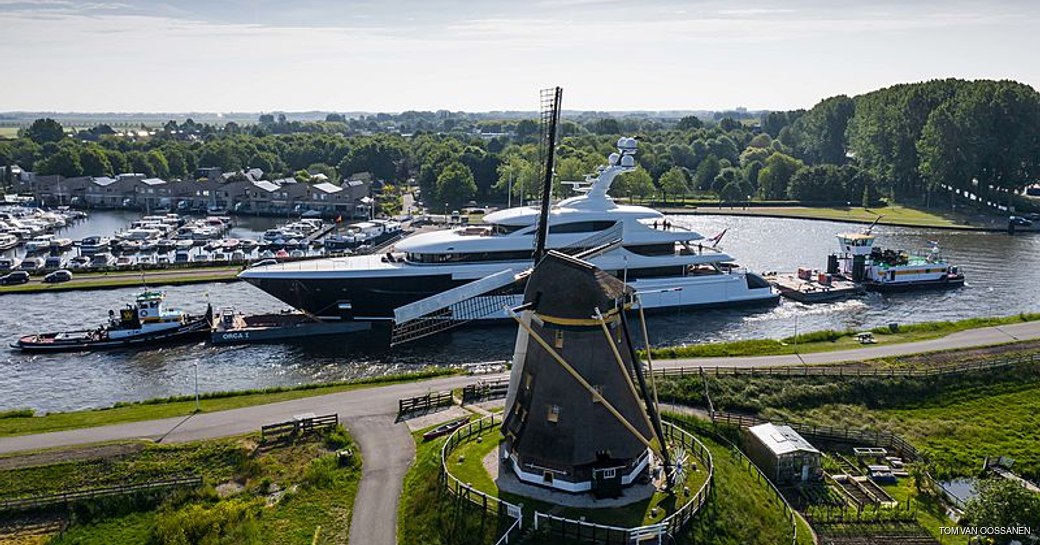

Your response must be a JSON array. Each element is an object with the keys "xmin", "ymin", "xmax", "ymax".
[{"xmin": 210, "ymin": 308, "xmax": 372, "ymax": 345}]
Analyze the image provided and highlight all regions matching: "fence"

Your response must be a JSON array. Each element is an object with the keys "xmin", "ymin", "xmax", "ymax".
[
  {"xmin": 532, "ymin": 420, "xmax": 714, "ymax": 545},
  {"xmin": 440, "ymin": 414, "xmax": 524, "ymax": 545},
  {"xmin": 0, "ymin": 476, "xmax": 203, "ymax": 514},
  {"xmin": 260, "ymin": 413, "xmax": 339, "ymax": 442},
  {"xmin": 710, "ymin": 411, "xmax": 921, "ymax": 461},
  {"xmin": 398, "ymin": 391, "xmax": 454, "ymax": 417},
  {"xmin": 461, "ymin": 378, "xmax": 510, "ymax": 404},
  {"xmin": 652, "ymin": 352, "xmax": 1037, "ymax": 380}
]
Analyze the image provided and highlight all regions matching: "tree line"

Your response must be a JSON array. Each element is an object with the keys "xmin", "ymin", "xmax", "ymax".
[{"xmin": 3, "ymin": 78, "xmax": 1039, "ymax": 211}]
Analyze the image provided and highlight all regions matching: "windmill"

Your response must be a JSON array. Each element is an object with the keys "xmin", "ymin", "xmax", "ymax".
[{"xmin": 389, "ymin": 88, "xmax": 676, "ymax": 497}]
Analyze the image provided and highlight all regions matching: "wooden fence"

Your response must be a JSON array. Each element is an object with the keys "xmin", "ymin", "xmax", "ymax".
[
  {"xmin": 710, "ymin": 411, "xmax": 921, "ymax": 462},
  {"xmin": 260, "ymin": 413, "xmax": 338, "ymax": 442},
  {"xmin": 653, "ymin": 352, "xmax": 1037, "ymax": 380},
  {"xmin": 398, "ymin": 391, "xmax": 454, "ymax": 417},
  {"xmin": 439, "ymin": 414, "xmax": 524, "ymax": 545},
  {"xmin": 461, "ymin": 378, "xmax": 510, "ymax": 404},
  {"xmin": 0, "ymin": 476, "xmax": 203, "ymax": 513}
]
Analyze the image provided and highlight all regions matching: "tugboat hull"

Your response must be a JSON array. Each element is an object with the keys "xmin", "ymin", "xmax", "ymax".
[
  {"xmin": 864, "ymin": 274, "xmax": 965, "ymax": 293},
  {"xmin": 10, "ymin": 316, "xmax": 211, "ymax": 353}
]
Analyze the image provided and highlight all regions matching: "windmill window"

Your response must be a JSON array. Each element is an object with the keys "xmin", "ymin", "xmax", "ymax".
[
  {"xmin": 554, "ymin": 329, "xmax": 564, "ymax": 348},
  {"xmin": 547, "ymin": 404, "xmax": 560, "ymax": 423},
  {"xmin": 600, "ymin": 468, "xmax": 617, "ymax": 479}
]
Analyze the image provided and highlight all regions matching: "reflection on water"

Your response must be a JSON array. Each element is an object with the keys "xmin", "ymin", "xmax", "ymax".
[{"xmin": 2, "ymin": 212, "xmax": 1039, "ymax": 412}]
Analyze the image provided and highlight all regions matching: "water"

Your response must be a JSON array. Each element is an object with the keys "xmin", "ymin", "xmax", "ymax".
[{"xmin": 2, "ymin": 211, "xmax": 1039, "ymax": 413}]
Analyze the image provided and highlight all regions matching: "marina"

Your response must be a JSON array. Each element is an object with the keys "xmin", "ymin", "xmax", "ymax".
[{"xmin": 1, "ymin": 213, "xmax": 1038, "ymax": 413}]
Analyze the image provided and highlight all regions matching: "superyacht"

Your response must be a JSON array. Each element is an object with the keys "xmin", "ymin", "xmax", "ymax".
[{"xmin": 240, "ymin": 138, "xmax": 779, "ymax": 321}]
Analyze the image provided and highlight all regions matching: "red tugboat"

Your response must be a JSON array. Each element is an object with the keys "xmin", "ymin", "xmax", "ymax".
[{"xmin": 11, "ymin": 291, "xmax": 212, "ymax": 352}]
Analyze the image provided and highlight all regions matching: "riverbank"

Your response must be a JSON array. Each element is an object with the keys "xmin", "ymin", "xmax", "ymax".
[
  {"xmin": 649, "ymin": 313, "xmax": 1040, "ymax": 359},
  {"xmin": 0, "ymin": 266, "xmax": 242, "ymax": 294},
  {"xmin": 660, "ymin": 204, "xmax": 1033, "ymax": 232}
]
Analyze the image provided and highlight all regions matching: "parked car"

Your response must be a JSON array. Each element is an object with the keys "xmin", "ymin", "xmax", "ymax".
[
  {"xmin": 1, "ymin": 271, "xmax": 30, "ymax": 285},
  {"xmin": 1009, "ymin": 215, "xmax": 1033, "ymax": 227},
  {"xmin": 43, "ymin": 269, "xmax": 73, "ymax": 284},
  {"xmin": 1023, "ymin": 212, "xmax": 1040, "ymax": 221}
]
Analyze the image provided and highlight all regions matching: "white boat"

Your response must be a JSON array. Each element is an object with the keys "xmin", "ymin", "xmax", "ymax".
[
  {"xmin": 0, "ymin": 257, "xmax": 21, "ymax": 272},
  {"xmin": 240, "ymin": 138, "xmax": 779, "ymax": 321},
  {"xmin": 90, "ymin": 252, "xmax": 116, "ymax": 268},
  {"xmin": 0, "ymin": 234, "xmax": 18, "ymax": 251},
  {"xmin": 79, "ymin": 236, "xmax": 111, "ymax": 255},
  {"xmin": 23, "ymin": 235, "xmax": 55, "ymax": 253},
  {"xmin": 19, "ymin": 257, "xmax": 44, "ymax": 271}
]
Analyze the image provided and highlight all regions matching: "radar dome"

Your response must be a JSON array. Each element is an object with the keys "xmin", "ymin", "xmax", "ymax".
[
  {"xmin": 616, "ymin": 137, "xmax": 627, "ymax": 148},
  {"xmin": 608, "ymin": 153, "xmax": 620, "ymax": 165},
  {"xmin": 620, "ymin": 154, "xmax": 635, "ymax": 167},
  {"xmin": 625, "ymin": 137, "xmax": 638, "ymax": 149}
]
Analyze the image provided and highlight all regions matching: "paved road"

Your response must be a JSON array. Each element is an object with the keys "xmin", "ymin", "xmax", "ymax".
[
  {"xmin": 656, "ymin": 320, "xmax": 1040, "ymax": 368},
  {"xmin": 2, "ymin": 320, "xmax": 1039, "ymax": 544}
]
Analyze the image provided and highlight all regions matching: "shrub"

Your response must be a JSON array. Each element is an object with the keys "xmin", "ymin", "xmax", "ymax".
[{"xmin": 152, "ymin": 498, "xmax": 263, "ymax": 545}]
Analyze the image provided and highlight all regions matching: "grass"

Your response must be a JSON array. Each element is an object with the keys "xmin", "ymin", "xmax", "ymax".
[
  {"xmin": 649, "ymin": 313, "xmax": 1040, "ymax": 359},
  {"xmin": 661, "ymin": 356, "xmax": 1040, "ymax": 481},
  {"xmin": 0, "ymin": 368, "xmax": 460, "ymax": 438},
  {"xmin": 881, "ymin": 479, "xmax": 968, "ymax": 545},
  {"xmin": 399, "ymin": 415, "xmax": 811, "ymax": 545},
  {"xmin": 678, "ymin": 203, "xmax": 975, "ymax": 229},
  {"xmin": 6, "ymin": 427, "xmax": 362, "ymax": 545},
  {"xmin": 0, "ymin": 271, "xmax": 241, "ymax": 294}
]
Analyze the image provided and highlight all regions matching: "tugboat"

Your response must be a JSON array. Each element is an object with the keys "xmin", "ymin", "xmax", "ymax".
[
  {"xmin": 11, "ymin": 291, "xmax": 212, "ymax": 352},
  {"xmin": 833, "ymin": 231, "xmax": 965, "ymax": 292}
]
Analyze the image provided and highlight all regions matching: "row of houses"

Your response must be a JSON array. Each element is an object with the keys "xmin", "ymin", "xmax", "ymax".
[{"xmin": 11, "ymin": 169, "xmax": 376, "ymax": 218}]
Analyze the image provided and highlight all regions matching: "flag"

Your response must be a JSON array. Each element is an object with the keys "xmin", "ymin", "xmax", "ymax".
[{"xmin": 708, "ymin": 228, "xmax": 727, "ymax": 247}]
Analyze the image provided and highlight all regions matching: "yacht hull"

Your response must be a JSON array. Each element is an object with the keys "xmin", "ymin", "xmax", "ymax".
[{"xmin": 242, "ymin": 270, "xmax": 778, "ymax": 321}]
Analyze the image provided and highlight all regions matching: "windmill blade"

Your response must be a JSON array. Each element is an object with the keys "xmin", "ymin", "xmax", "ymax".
[{"xmin": 390, "ymin": 268, "xmax": 528, "ymax": 346}]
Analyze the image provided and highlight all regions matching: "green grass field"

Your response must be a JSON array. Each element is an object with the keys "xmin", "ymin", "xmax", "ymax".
[
  {"xmin": 0, "ymin": 270, "xmax": 241, "ymax": 294},
  {"xmin": 0, "ymin": 368, "xmax": 458, "ymax": 438},
  {"xmin": 8, "ymin": 428, "xmax": 362, "ymax": 545},
  {"xmin": 399, "ymin": 416, "xmax": 812, "ymax": 545},
  {"xmin": 649, "ymin": 313, "xmax": 1040, "ymax": 360},
  {"xmin": 0, "ymin": 127, "xmax": 20, "ymax": 139}
]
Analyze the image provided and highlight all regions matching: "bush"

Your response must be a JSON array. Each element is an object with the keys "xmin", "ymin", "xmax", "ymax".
[
  {"xmin": 152, "ymin": 498, "xmax": 263, "ymax": 545},
  {"xmin": 301, "ymin": 455, "xmax": 338, "ymax": 490}
]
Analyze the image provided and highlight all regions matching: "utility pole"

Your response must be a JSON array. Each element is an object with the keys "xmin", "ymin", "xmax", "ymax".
[{"xmin": 194, "ymin": 361, "xmax": 200, "ymax": 412}]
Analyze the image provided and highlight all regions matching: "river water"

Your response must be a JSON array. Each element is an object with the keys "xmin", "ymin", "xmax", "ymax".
[{"xmin": 2, "ymin": 212, "xmax": 1038, "ymax": 412}]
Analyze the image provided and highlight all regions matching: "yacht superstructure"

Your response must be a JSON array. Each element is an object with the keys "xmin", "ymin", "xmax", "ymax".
[{"xmin": 240, "ymin": 138, "xmax": 778, "ymax": 320}]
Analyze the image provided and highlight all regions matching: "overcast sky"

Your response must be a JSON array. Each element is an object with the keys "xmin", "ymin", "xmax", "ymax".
[{"xmin": 2, "ymin": 0, "xmax": 1038, "ymax": 112}]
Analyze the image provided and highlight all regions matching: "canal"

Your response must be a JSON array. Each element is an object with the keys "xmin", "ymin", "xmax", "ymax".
[{"xmin": 1, "ymin": 211, "xmax": 1038, "ymax": 412}]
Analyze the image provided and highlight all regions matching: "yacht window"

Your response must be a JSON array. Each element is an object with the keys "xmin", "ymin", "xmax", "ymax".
[
  {"xmin": 494, "ymin": 224, "xmax": 526, "ymax": 235},
  {"xmin": 548, "ymin": 221, "xmax": 617, "ymax": 234},
  {"xmin": 624, "ymin": 243, "xmax": 675, "ymax": 256}
]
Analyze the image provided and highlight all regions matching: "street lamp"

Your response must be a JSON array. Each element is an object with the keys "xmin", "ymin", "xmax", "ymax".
[{"xmin": 194, "ymin": 361, "xmax": 200, "ymax": 412}]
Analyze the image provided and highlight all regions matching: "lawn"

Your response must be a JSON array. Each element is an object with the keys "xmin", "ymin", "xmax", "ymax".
[
  {"xmin": 649, "ymin": 312, "xmax": 1040, "ymax": 360},
  {"xmin": 5, "ymin": 428, "xmax": 362, "ymax": 545},
  {"xmin": 672, "ymin": 203, "xmax": 976, "ymax": 229},
  {"xmin": 399, "ymin": 415, "xmax": 812, "ymax": 545},
  {"xmin": 882, "ymin": 479, "xmax": 968, "ymax": 545},
  {"xmin": 0, "ymin": 271, "xmax": 240, "ymax": 294},
  {"xmin": 0, "ymin": 368, "xmax": 458, "ymax": 437}
]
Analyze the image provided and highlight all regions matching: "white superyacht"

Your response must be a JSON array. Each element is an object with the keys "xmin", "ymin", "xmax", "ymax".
[{"xmin": 240, "ymin": 138, "xmax": 778, "ymax": 321}]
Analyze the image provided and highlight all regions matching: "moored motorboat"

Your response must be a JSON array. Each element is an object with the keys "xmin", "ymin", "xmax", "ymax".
[
  {"xmin": 833, "ymin": 232, "xmax": 965, "ymax": 292},
  {"xmin": 11, "ymin": 291, "xmax": 213, "ymax": 352}
]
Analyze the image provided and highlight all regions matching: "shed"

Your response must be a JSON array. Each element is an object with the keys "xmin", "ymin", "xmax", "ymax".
[{"xmin": 744, "ymin": 423, "xmax": 821, "ymax": 485}]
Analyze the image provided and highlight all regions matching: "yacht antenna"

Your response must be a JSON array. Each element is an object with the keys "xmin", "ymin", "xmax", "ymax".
[{"xmin": 533, "ymin": 86, "xmax": 562, "ymax": 263}]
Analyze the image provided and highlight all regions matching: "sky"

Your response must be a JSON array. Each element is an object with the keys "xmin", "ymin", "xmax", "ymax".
[{"xmin": 2, "ymin": 0, "xmax": 1038, "ymax": 112}]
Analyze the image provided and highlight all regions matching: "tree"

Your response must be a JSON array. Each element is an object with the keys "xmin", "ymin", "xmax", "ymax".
[
  {"xmin": 962, "ymin": 478, "xmax": 1040, "ymax": 543},
  {"xmin": 756, "ymin": 152, "xmax": 803, "ymax": 200},
  {"xmin": 587, "ymin": 118, "xmax": 621, "ymax": 135},
  {"xmin": 36, "ymin": 147, "xmax": 83, "ymax": 177},
  {"xmin": 614, "ymin": 167, "xmax": 655, "ymax": 202},
  {"xmin": 658, "ymin": 167, "xmax": 689, "ymax": 202},
  {"xmin": 494, "ymin": 154, "xmax": 539, "ymax": 202},
  {"xmin": 325, "ymin": 113, "xmax": 346, "ymax": 123},
  {"xmin": 787, "ymin": 164, "xmax": 845, "ymax": 202},
  {"xmin": 794, "ymin": 95, "xmax": 854, "ymax": 164},
  {"xmin": 677, "ymin": 115, "xmax": 703, "ymax": 131},
  {"xmin": 25, "ymin": 118, "xmax": 65, "ymax": 144},
  {"xmin": 146, "ymin": 149, "xmax": 170, "ymax": 179},
  {"xmin": 435, "ymin": 162, "xmax": 477, "ymax": 210},
  {"xmin": 79, "ymin": 146, "xmax": 112, "ymax": 177},
  {"xmin": 693, "ymin": 155, "xmax": 721, "ymax": 190},
  {"xmin": 718, "ymin": 117, "xmax": 741, "ymax": 131}
]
